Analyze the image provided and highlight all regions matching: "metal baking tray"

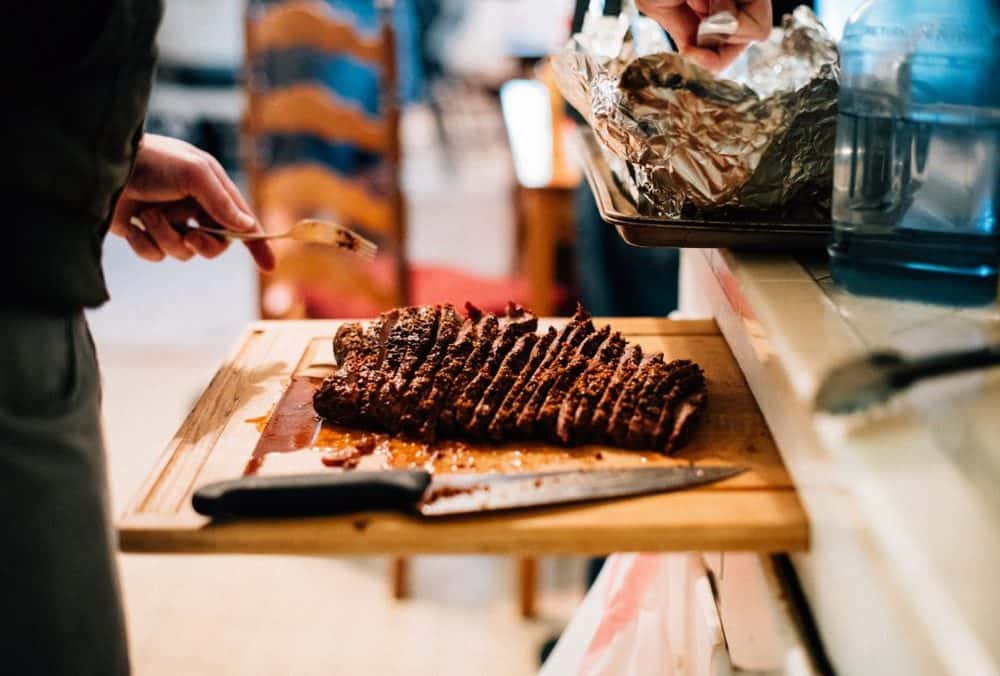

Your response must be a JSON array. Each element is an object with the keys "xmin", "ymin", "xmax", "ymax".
[{"xmin": 574, "ymin": 128, "xmax": 831, "ymax": 251}]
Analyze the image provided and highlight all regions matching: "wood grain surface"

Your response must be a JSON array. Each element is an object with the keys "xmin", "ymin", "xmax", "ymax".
[{"xmin": 118, "ymin": 318, "xmax": 808, "ymax": 555}]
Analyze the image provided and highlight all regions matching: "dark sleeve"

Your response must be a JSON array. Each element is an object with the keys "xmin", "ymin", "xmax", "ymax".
[{"xmin": 2, "ymin": 3, "xmax": 115, "ymax": 73}]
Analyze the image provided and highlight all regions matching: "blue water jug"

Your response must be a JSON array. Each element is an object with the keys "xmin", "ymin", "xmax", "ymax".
[{"xmin": 829, "ymin": 0, "xmax": 1000, "ymax": 305}]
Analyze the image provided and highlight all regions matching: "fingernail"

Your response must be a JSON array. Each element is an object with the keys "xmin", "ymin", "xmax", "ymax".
[{"xmin": 237, "ymin": 212, "xmax": 258, "ymax": 231}]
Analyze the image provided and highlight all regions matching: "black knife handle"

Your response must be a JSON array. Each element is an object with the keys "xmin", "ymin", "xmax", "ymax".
[{"xmin": 191, "ymin": 470, "xmax": 432, "ymax": 518}]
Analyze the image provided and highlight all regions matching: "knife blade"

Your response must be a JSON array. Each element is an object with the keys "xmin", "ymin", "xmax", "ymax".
[{"xmin": 192, "ymin": 465, "xmax": 746, "ymax": 518}]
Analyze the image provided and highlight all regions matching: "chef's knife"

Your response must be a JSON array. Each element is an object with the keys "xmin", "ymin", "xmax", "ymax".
[{"xmin": 192, "ymin": 466, "xmax": 746, "ymax": 518}]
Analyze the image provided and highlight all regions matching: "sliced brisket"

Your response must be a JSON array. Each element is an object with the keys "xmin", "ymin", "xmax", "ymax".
[
  {"xmin": 606, "ymin": 354, "xmax": 665, "ymax": 446},
  {"xmin": 373, "ymin": 304, "xmax": 440, "ymax": 431},
  {"xmin": 466, "ymin": 331, "xmax": 539, "ymax": 439},
  {"xmin": 395, "ymin": 304, "xmax": 463, "ymax": 428},
  {"xmin": 555, "ymin": 331, "xmax": 626, "ymax": 445},
  {"xmin": 514, "ymin": 313, "xmax": 594, "ymax": 438},
  {"xmin": 403, "ymin": 305, "xmax": 488, "ymax": 441},
  {"xmin": 436, "ymin": 312, "xmax": 500, "ymax": 437},
  {"xmin": 486, "ymin": 326, "xmax": 558, "ymax": 442},
  {"xmin": 535, "ymin": 325, "xmax": 610, "ymax": 441},
  {"xmin": 586, "ymin": 343, "xmax": 643, "ymax": 441},
  {"xmin": 451, "ymin": 303, "xmax": 538, "ymax": 434},
  {"xmin": 314, "ymin": 303, "xmax": 708, "ymax": 454}
]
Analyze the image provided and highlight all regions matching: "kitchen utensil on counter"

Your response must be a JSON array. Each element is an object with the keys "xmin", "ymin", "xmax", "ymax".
[
  {"xmin": 191, "ymin": 466, "xmax": 746, "ymax": 518},
  {"xmin": 129, "ymin": 216, "xmax": 378, "ymax": 260},
  {"xmin": 814, "ymin": 343, "xmax": 1000, "ymax": 415}
]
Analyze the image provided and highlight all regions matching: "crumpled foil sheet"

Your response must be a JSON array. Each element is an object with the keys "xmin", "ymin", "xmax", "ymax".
[{"xmin": 553, "ymin": 6, "xmax": 838, "ymax": 222}]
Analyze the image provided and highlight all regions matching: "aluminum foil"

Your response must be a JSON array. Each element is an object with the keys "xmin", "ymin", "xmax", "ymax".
[{"xmin": 553, "ymin": 6, "xmax": 838, "ymax": 222}]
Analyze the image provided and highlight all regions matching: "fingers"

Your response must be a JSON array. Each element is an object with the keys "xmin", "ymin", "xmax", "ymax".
[
  {"xmin": 636, "ymin": 1, "xmax": 701, "ymax": 50},
  {"xmin": 202, "ymin": 151, "xmax": 256, "ymax": 218},
  {"xmin": 637, "ymin": 0, "xmax": 770, "ymax": 72},
  {"xmin": 140, "ymin": 208, "xmax": 195, "ymax": 261},
  {"xmin": 680, "ymin": 42, "xmax": 746, "ymax": 71},
  {"xmin": 124, "ymin": 225, "xmax": 165, "ymax": 261},
  {"xmin": 179, "ymin": 155, "xmax": 258, "ymax": 233},
  {"xmin": 183, "ymin": 229, "xmax": 229, "ymax": 259},
  {"xmin": 244, "ymin": 240, "xmax": 277, "ymax": 272},
  {"xmin": 197, "ymin": 154, "xmax": 275, "ymax": 270},
  {"xmin": 160, "ymin": 198, "xmax": 272, "ymax": 269},
  {"xmin": 730, "ymin": 0, "xmax": 771, "ymax": 43}
]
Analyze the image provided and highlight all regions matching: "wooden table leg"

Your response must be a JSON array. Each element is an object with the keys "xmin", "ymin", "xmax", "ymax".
[
  {"xmin": 391, "ymin": 556, "xmax": 409, "ymax": 600},
  {"xmin": 521, "ymin": 189, "xmax": 557, "ymax": 316},
  {"xmin": 518, "ymin": 556, "xmax": 538, "ymax": 619}
]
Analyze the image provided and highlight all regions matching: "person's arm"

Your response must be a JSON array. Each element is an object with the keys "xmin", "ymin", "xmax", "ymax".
[
  {"xmin": 635, "ymin": 0, "xmax": 771, "ymax": 71},
  {"xmin": 109, "ymin": 134, "xmax": 275, "ymax": 270}
]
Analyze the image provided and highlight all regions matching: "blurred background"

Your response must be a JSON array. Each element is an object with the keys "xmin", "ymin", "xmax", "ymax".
[{"xmin": 88, "ymin": 1, "xmax": 854, "ymax": 673}]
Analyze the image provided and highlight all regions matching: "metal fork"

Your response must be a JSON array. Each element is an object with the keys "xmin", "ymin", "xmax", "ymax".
[{"xmin": 130, "ymin": 216, "xmax": 379, "ymax": 260}]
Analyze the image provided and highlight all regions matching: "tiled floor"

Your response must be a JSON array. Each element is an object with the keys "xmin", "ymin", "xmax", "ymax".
[{"xmin": 89, "ymin": 104, "xmax": 584, "ymax": 675}]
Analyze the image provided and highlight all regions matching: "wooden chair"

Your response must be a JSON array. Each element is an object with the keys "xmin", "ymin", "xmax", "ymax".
[
  {"xmin": 243, "ymin": 0, "xmax": 534, "ymax": 611},
  {"xmin": 245, "ymin": 0, "xmax": 406, "ymax": 319}
]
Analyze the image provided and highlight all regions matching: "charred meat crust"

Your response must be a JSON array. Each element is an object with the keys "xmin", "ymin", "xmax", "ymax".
[
  {"xmin": 451, "ymin": 304, "xmax": 538, "ymax": 433},
  {"xmin": 587, "ymin": 343, "xmax": 643, "ymax": 441},
  {"xmin": 556, "ymin": 331, "xmax": 626, "ymax": 445},
  {"xmin": 535, "ymin": 325, "xmax": 610, "ymax": 441},
  {"xmin": 515, "ymin": 313, "xmax": 595, "ymax": 438},
  {"xmin": 313, "ymin": 304, "xmax": 708, "ymax": 453},
  {"xmin": 606, "ymin": 353, "xmax": 665, "ymax": 446},
  {"xmin": 405, "ymin": 307, "xmax": 490, "ymax": 441},
  {"xmin": 436, "ymin": 313, "xmax": 500, "ymax": 437},
  {"xmin": 396, "ymin": 304, "xmax": 462, "ymax": 428},
  {"xmin": 466, "ymin": 331, "xmax": 539, "ymax": 439},
  {"xmin": 486, "ymin": 326, "xmax": 557, "ymax": 442},
  {"xmin": 374, "ymin": 305, "xmax": 441, "ymax": 431}
]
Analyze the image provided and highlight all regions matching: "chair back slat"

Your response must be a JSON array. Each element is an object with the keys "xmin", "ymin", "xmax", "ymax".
[
  {"xmin": 253, "ymin": 83, "xmax": 388, "ymax": 152},
  {"xmin": 248, "ymin": 0, "xmax": 383, "ymax": 63},
  {"xmin": 256, "ymin": 163, "xmax": 393, "ymax": 236}
]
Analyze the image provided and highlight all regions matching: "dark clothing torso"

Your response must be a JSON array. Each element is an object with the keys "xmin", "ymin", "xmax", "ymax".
[{"xmin": 1, "ymin": 1, "xmax": 163, "ymax": 312}]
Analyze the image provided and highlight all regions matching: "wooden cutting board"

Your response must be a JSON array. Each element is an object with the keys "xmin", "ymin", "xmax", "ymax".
[{"xmin": 118, "ymin": 318, "xmax": 808, "ymax": 555}]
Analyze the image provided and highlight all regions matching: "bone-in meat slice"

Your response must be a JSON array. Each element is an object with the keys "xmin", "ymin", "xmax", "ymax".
[
  {"xmin": 586, "ymin": 343, "xmax": 643, "ymax": 441},
  {"xmin": 536, "ymin": 325, "xmax": 610, "ymax": 441},
  {"xmin": 485, "ymin": 326, "xmax": 557, "ymax": 442},
  {"xmin": 452, "ymin": 303, "xmax": 538, "ymax": 434},
  {"xmin": 555, "ymin": 331, "xmax": 626, "ymax": 445}
]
